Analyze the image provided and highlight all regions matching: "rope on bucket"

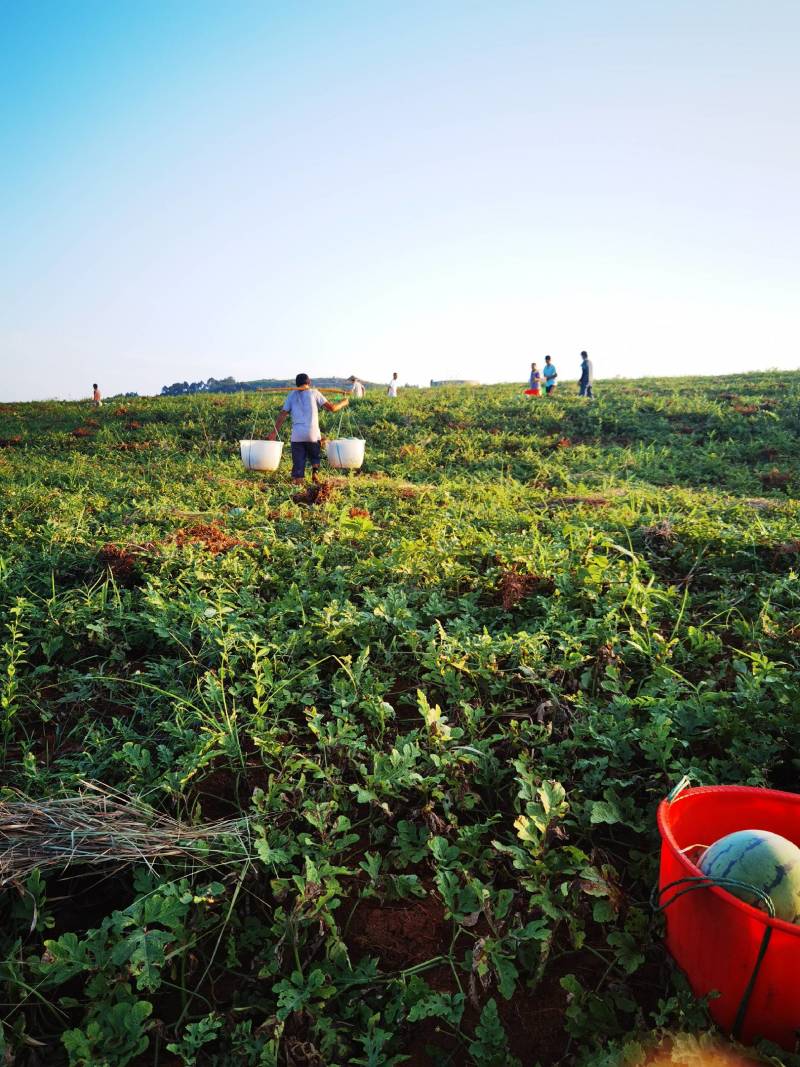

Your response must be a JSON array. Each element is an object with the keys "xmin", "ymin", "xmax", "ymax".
[
  {"xmin": 652, "ymin": 875, "xmax": 774, "ymax": 1039},
  {"xmin": 248, "ymin": 388, "xmax": 282, "ymax": 443},
  {"xmin": 327, "ymin": 401, "xmax": 364, "ymax": 473},
  {"xmin": 242, "ymin": 390, "xmax": 283, "ymax": 469}
]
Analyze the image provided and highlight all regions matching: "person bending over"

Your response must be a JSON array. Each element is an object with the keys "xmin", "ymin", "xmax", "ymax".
[{"xmin": 270, "ymin": 374, "xmax": 349, "ymax": 484}]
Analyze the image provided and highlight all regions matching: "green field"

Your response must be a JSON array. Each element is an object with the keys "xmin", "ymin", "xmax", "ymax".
[{"xmin": 1, "ymin": 373, "xmax": 799, "ymax": 1066}]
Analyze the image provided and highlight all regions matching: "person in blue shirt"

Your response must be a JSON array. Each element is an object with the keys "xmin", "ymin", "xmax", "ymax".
[
  {"xmin": 578, "ymin": 351, "xmax": 594, "ymax": 398},
  {"xmin": 270, "ymin": 373, "xmax": 349, "ymax": 484},
  {"xmin": 542, "ymin": 355, "xmax": 557, "ymax": 394}
]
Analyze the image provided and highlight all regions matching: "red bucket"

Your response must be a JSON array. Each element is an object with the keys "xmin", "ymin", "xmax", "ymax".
[{"xmin": 657, "ymin": 785, "xmax": 800, "ymax": 1049}]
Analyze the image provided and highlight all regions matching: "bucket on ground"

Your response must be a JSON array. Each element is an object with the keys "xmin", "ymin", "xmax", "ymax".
[
  {"xmin": 657, "ymin": 785, "xmax": 800, "ymax": 1048},
  {"xmin": 326, "ymin": 438, "xmax": 365, "ymax": 470},
  {"xmin": 239, "ymin": 440, "xmax": 283, "ymax": 471}
]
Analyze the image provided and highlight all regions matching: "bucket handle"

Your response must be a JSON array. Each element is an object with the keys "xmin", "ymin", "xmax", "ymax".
[
  {"xmin": 653, "ymin": 875, "xmax": 774, "ymax": 1038},
  {"xmin": 665, "ymin": 774, "xmax": 693, "ymax": 803},
  {"xmin": 248, "ymin": 388, "xmax": 283, "ymax": 444}
]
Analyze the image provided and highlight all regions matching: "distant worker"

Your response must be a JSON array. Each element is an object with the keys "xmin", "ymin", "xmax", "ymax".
[
  {"xmin": 348, "ymin": 376, "xmax": 365, "ymax": 399},
  {"xmin": 387, "ymin": 372, "xmax": 399, "ymax": 398},
  {"xmin": 269, "ymin": 373, "xmax": 349, "ymax": 485},
  {"xmin": 542, "ymin": 356, "xmax": 557, "ymax": 395},
  {"xmin": 579, "ymin": 351, "xmax": 594, "ymax": 399},
  {"xmin": 92, "ymin": 383, "xmax": 102, "ymax": 408},
  {"xmin": 527, "ymin": 362, "xmax": 541, "ymax": 396}
]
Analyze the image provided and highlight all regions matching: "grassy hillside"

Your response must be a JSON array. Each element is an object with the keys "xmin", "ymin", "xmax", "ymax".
[{"xmin": 1, "ymin": 372, "xmax": 799, "ymax": 1066}]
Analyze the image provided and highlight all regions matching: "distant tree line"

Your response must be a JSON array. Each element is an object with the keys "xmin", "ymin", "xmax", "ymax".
[{"xmin": 160, "ymin": 376, "xmax": 383, "ymax": 396}]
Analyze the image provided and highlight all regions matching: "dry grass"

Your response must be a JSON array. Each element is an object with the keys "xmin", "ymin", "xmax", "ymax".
[{"xmin": 0, "ymin": 782, "xmax": 253, "ymax": 887}]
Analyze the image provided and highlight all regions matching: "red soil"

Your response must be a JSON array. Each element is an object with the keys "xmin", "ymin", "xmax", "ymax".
[{"xmin": 497, "ymin": 570, "xmax": 555, "ymax": 610}]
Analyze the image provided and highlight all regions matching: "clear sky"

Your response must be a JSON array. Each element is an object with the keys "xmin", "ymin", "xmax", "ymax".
[{"xmin": 1, "ymin": 0, "xmax": 798, "ymax": 401}]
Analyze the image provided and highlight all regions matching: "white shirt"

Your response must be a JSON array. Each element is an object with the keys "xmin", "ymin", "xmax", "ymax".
[
  {"xmin": 281, "ymin": 388, "xmax": 326, "ymax": 442},
  {"xmin": 387, "ymin": 380, "xmax": 399, "ymax": 397},
  {"xmin": 351, "ymin": 381, "xmax": 365, "ymax": 398}
]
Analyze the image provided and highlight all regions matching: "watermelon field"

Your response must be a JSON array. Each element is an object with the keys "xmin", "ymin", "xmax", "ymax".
[{"xmin": 1, "ymin": 372, "xmax": 800, "ymax": 1066}]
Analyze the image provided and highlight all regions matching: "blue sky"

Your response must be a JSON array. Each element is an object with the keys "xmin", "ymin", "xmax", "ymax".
[{"xmin": 1, "ymin": 0, "xmax": 799, "ymax": 400}]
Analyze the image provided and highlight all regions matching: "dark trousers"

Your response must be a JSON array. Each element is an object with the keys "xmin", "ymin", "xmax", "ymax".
[
  {"xmin": 291, "ymin": 441, "xmax": 321, "ymax": 479},
  {"xmin": 579, "ymin": 381, "xmax": 594, "ymax": 398}
]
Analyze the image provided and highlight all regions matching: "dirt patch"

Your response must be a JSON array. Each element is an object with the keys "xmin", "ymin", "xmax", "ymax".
[
  {"xmin": 555, "ymin": 437, "xmax": 572, "ymax": 449},
  {"xmin": 71, "ymin": 427, "xmax": 94, "ymax": 438},
  {"xmin": 772, "ymin": 540, "xmax": 800, "ymax": 565},
  {"xmin": 497, "ymin": 570, "xmax": 555, "ymax": 610},
  {"xmin": 173, "ymin": 522, "xmax": 248, "ymax": 553},
  {"xmin": 126, "ymin": 420, "xmax": 142, "ymax": 431},
  {"xmin": 349, "ymin": 507, "xmax": 370, "ymax": 519},
  {"xmin": 732, "ymin": 404, "xmax": 759, "ymax": 415},
  {"xmin": 761, "ymin": 468, "xmax": 791, "ymax": 490},
  {"xmin": 47, "ymin": 868, "xmax": 136, "ymax": 936},
  {"xmin": 187, "ymin": 760, "xmax": 271, "ymax": 819},
  {"xmin": 292, "ymin": 482, "xmax": 339, "ymax": 507},
  {"xmin": 744, "ymin": 497, "xmax": 777, "ymax": 510},
  {"xmin": 113, "ymin": 406, "xmax": 130, "ymax": 416},
  {"xmin": 112, "ymin": 441, "xmax": 152, "ymax": 452},
  {"xmin": 0, "ymin": 435, "xmax": 23, "ymax": 447},
  {"xmin": 98, "ymin": 542, "xmax": 158, "ymax": 584},
  {"xmin": 399, "ymin": 444, "xmax": 422, "ymax": 457},
  {"xmin": 347, "ymin": 892, "xmax": 448, "ymax": 969}
]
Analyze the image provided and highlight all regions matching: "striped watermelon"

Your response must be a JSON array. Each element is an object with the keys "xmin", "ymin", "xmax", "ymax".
[{"xmin": 698, "ymin": 828, "xmax": 800, "ymax": 924}]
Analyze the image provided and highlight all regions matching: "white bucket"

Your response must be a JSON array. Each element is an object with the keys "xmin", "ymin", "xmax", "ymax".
[
  {"xmin": 326, "ymin": 438, "xmax": 365, "ymax": 469},
  {"xmin": 239, "ymin": 440, "xmax": 283, "ymax": 471}
]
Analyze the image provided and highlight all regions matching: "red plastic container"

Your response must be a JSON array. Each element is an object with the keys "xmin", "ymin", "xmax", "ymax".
[{"xmin": 657, "ymin": 785, "xmax": 800, "ymax": 1049}]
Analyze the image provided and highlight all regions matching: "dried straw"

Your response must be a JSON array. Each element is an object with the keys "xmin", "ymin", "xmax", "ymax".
[{"xmin": 0, "ymin": 781, "xmax": 254, "ymax": 887}]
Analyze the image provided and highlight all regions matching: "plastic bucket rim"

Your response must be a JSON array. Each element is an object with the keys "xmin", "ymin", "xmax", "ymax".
[{"xmin": 657, "ymin": 785, "xmax": 800, "ymax": 936}]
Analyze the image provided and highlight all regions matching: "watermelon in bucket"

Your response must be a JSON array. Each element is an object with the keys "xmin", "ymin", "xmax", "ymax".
[
  {"xmin": 697, "ymin": 829, "xmax": 800, "ymax": 924},
  {"xmin": 657, "ymin": 785, "xmax": 800, "ymax": 1048}
]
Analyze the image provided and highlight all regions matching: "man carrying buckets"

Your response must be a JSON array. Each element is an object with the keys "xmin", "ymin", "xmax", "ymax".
[{"xmin": 270, "ymin": 374, "xmax": 349, "ymax": 485}]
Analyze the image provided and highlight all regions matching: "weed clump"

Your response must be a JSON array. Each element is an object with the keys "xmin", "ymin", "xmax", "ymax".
[
  {"xmin": 173, "ymin": 522, "xmax": 246, "ymax": 553},
  {"xmin": 762, "ymin": 468, "xmax": 791, "ymax": 490},
  {"xmin": 292, "ymin": 482, "xmax": 339, "ymax": 507},
  {"xmin": 641, "ymin": 519, "xmax": 676, "ymax": 547}
]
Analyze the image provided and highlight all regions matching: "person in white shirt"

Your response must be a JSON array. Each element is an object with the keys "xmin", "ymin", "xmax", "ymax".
[
  {"xmin": 270, "ymin": 373, "xmax": 349, "ymax": 484},
  {"xmin": 348, "ymin": 376, "xmax": 365, "ymax": 399},
  {"xmin": 387, "ymin": 372, "xmax": 399, "ymax": 398}
]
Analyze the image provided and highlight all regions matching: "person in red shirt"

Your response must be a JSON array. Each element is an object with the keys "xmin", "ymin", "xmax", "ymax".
[{"xmin": 92, "ymin": 384, "xmax": 102, "ymax": 408}]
